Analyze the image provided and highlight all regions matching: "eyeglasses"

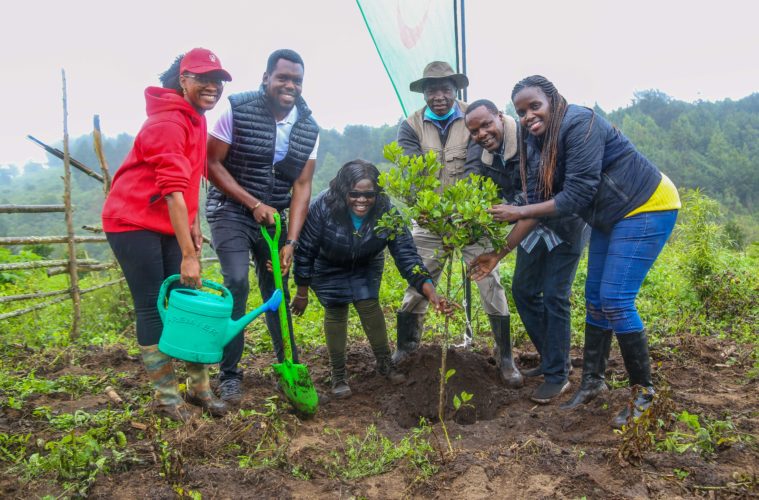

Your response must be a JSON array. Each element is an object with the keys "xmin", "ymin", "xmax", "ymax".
[
  {"xmin": 183, "ymin": 73, "xmax": 225, "ymax": 86},
  {"xmin": 348, "ymin": 190, "xmax": 378, "ymax": 200}
]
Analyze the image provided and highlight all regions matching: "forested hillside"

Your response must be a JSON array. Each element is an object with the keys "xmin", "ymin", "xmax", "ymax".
[
  {"xmin": 606, "ymin": 90, "xmax": 758, "ymax": 212},
  {"xmin": 1, "ymin": 91, "xmax": 756, "ymax": 243}
]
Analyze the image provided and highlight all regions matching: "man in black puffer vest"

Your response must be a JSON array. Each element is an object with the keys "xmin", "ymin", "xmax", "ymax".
[{"xmin": 206, "ymin": 49, "xmax": 319, "ymax": 404}]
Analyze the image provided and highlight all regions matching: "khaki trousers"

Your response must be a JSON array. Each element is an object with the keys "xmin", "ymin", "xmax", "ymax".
[{"xmin": 400, "ymin": 225, "xmax": 509, "ymax": 316}]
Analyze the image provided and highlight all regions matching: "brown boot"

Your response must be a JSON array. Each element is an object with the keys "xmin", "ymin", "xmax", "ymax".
[
  {"xmin": 140, "ymin": 345, "xmax": 197, "ymax": 422},
  {"xmin": 185, "ymin": 362, "xmax": 230, "ymax": 417},
  {"xmin": 151, "ymin": 400, "xmax": 199, "ymax": 421}
]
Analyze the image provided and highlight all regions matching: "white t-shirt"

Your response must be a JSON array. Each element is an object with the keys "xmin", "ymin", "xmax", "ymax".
[{"xmin": 209, "ymin": 102, "xmax": 319, "ymax": 164}]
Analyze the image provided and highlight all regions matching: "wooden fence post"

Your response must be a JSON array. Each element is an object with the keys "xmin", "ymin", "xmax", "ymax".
[
  {"xmin": 61, "ymin": 69, "xmax": 81, "ymax": 339},
  {"xmin": 93, "ymin": 115, "xmax": 112, "ymax": 195}
]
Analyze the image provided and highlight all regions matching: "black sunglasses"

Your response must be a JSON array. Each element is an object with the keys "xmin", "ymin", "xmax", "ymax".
[
  {"xmin": 183, "ymin": 73, "xmax": 225, "ymax": 86},
  {"xmin": 348, "ymin": 190, "xmax": 378, "ymax": 200}
]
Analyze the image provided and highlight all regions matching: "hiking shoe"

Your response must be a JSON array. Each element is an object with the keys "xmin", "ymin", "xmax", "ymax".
[
  {"xmin": 521, "ymin": 366, "xmax": 543, "ymax": 378},
  {"xmin": 218, "ymin": 378, "xmax": 242, "ymax": 405},
  {"xmin": 531, "ymin": 380, "xmax": 571, "ymax": 404},
  {"xmin": 521, "ymin": 364, "xmax": 573, "ymax": 378},
  {"xmin": 331, "ymin": 380, "xmax": 352, "ymax": 399},
  {"xmin": 376, "ymin": 356, "xmax": 407, "ymax": 385}
]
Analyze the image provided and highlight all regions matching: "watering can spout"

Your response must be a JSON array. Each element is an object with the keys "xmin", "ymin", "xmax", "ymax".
[{"xmin": 225, "ymin": 289, "xmax": 283, "ymax": 345}]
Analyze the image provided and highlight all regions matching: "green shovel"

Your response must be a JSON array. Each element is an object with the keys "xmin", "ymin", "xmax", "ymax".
[{"xmin": 261, "ymin": 212, "xmax": 318, "ymax": 416}]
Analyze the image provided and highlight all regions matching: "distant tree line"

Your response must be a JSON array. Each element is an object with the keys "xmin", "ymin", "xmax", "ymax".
[{"xmin": 606, "ymin": 90, "xmax": 758, "ymax": 212}]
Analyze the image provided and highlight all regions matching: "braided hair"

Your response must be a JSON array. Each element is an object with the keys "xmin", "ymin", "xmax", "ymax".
[
  {"xmin": 159, "ymin": 54, "xmax": 184, "ymax": 93},
  {"xmin": 511, "ymin": 75, "xmax": 568, "ymax": 199}
]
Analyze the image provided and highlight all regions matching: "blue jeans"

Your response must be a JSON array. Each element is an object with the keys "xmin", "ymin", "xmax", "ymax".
[
  {"xmin": 585, "ymin": 210, "xmax": 678, "ymax": 334},
  {"xmin": 512, "ymin": 239, "xmax": 585, "ymax": 384},
  {"xmin": 209, "ymin": 217, "xmax": 298, "ymax": 382}
]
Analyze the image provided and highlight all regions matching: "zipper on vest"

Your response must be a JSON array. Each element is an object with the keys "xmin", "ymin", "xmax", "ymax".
[{"xmin": 267, "ymin": 163, "xmax": 275, "ymax": 204}]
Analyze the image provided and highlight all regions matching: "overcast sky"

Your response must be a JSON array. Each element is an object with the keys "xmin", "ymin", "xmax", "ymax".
[{"xmin": 2, "ymin": 0, "xmax": 757, "ymax": 168}]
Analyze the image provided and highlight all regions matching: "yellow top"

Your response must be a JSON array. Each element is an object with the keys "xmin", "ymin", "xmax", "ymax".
[{"xmin": 625, "ymin": 173, "xmax": 681, "ymax": 217}]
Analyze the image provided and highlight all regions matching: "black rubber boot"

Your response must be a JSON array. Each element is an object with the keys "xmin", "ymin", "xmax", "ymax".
[
  {"xmin": 489, "ymin": 315, "xmax": 524, "ymax": 388},
  {"xmin": 611, "ymin": 330, "xmax": 655, "ymax": 428},
  {"xmin": 391, "ymin": 312, "xmax": 423, "ymax": 365},
  {"xmin": 561, "ymin": 323, "xmax": 612, "ymax": 410}
]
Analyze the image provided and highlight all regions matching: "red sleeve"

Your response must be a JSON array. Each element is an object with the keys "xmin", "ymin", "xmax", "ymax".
[{"xmin": 137, "ymin": 120, "xmax": 192, "ymax": 196}]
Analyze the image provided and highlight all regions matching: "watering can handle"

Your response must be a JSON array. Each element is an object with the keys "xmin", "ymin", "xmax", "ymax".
[
  {"xmin": 156, "ymin": 274, "xmax": 233, "ymax": 323},
  {"xmin": 259, "ymin": 213, "xmax": 293, "ymax": 362},
  {"xmin": 157, "ymin": 275, "xmax": 181, "ymax": 323}
]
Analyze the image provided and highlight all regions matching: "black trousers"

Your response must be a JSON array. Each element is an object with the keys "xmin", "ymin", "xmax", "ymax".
[
  {"xmin": 107, "ymin": 230, "xmax": 182, "ymax": 346},
  {"xmin": 511, "ymin": 239, "xmax": 584, "ymax": 384},
  {"xmin": 209, "ymin": 217, "xmax": 298, "ymax": 382}
]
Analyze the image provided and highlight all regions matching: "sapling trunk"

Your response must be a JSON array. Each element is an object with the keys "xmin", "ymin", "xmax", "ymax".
[{"xmin": 437, "ymin": 252, "xmax": 454, "ymax": 454}]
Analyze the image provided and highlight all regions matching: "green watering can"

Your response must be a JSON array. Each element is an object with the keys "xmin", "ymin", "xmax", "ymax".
[
  {"xmin": 157, "ymin": 275, "xmax": 282, "ymax": 363},
  {"xmin": 262, "ymin": 213, "xmax": 319, "ymax": 416}
]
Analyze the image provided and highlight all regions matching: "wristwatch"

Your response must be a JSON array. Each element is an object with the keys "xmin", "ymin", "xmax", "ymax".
[{"xmin": 285, "ymin": 239, "xmax": 298, "ymax": 250}]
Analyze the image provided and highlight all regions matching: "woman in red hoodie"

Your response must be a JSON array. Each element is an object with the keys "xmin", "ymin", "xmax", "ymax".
[{"xmin": 102, "ymin": 48, "xmax": 231, "ymax": 421}]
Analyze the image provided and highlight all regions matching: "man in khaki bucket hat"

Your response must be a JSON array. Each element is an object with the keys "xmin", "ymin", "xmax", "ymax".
[{"xmin": 392, "ymin": 62, "xmax": 522, "ymax": 390}]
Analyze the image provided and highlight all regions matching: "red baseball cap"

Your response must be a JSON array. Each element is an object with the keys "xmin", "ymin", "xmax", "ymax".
[{"xmin": 180, "ymin": 48, "xmax": 232, "ymax": 81}]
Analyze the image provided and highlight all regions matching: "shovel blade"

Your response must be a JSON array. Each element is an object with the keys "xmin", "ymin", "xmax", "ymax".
[{"xmin": 272, "ymin": 361, "xmax": 318, "ymax": 416}]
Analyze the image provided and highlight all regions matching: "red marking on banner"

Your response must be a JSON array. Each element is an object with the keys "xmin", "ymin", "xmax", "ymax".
[{"xmin": 397, "ymin": 1, "xmax": 431, "ymax": 49}]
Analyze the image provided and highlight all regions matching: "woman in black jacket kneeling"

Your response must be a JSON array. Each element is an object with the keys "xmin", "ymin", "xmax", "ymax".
[{"xmin": 292, "ymin": 160, "xmax": 448, "ymax": 399}]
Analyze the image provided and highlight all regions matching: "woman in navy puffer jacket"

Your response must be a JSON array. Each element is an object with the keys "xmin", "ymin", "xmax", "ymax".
[{"xmin": 292, "ymin": 160, "xmax": 447, "ymax": 399}]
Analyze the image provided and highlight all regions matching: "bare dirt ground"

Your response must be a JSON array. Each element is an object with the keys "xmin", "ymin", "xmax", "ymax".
[{"xmin": 1, "ymin": 332, "xmax": 757, "ymax": 499}]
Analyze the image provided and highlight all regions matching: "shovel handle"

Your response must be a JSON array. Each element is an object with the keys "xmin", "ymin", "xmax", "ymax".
[{"xmin": 260, "ymin": 213, "xmax": 293, "ymax": 362}]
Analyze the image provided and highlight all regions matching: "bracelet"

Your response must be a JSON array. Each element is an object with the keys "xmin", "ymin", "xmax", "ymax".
[
  {"xmin": 504, "ymin": 240, "xmax": 514, "ymax": 253},
  {"xmin": 294, "ymin": 294, "xmax": 308, "ymax": 300},
  {"xmin": 252, "ymin": 201, "xmax": 262, "ymax": 211}
]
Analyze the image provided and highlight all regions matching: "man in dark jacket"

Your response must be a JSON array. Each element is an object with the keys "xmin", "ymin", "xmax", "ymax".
[
  {"xmin": 394, "ymin": 63, "xmax": 522, "ymax": 389},
  {"xmin": 205, "ymin": 49, "xmax": 320, "ymax": 404},
  {"xmin": 465, "ymin": 99, "xmax": 588, "ymax": 404}
]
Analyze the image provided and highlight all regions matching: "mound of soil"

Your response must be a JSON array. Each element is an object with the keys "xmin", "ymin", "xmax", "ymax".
[{"xmin": 380, "ymin": 345, "xmax": 514, "ymax": 427}]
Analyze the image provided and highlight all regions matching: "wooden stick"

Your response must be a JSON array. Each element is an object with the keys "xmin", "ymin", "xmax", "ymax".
[
  {"xmin": 0, "ymin": 259, "xmax": 98, "ymax": 271},
  {"xmin": 0, "ymin": 235, "xmax": 107, "ymax": 246},
  {"xmin": 92, "ymin": 115, "xmax": 112, "ymax": 195},
  {"xmin": 0, "ymin": 288, "xmax": 72, "ymax": 303},
  {"xmin": 0, "ymin": 278, "xmax": 124, "ymax": 321},
  {"xmin": 0, "ymin": 294, "xmax": 72, "ymax": 321},
  {"xmin": 26, "ymin": 135, "xmax": 104, "ymax": 183},
  {"xmin": 0, "ymin": 204, "xmax": 67, "ymax": 214},
  {"xmin": 104, "ymin": 386, "xmax": 124, "ymax": 404},
  {"xmin": 61, "ymin": 68, "xmax": 81, "ymax": 339},
  {"xmin": 46, "ymin": 262, "xmax": 116, "ymax": 277}
]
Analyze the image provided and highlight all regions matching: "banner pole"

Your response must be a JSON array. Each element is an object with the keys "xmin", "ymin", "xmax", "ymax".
[{"xmin": 460, "ymin": 0, "xmax": 467, "ymax": 102}]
